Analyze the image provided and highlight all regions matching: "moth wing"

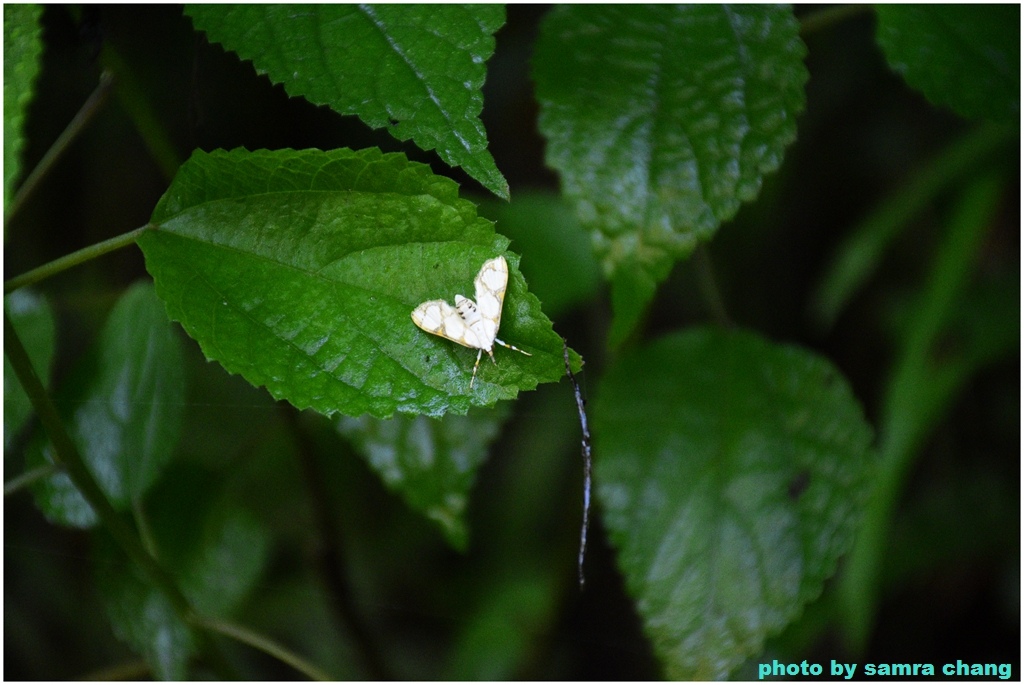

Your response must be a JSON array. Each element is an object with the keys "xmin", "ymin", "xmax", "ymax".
[
  {"xmin": 472, "ymin": 256, "xmax": 508, "ymax": 345},
  {"xmin": 411, "ymin": 299, "xmax": 483, "ymax": 350}
]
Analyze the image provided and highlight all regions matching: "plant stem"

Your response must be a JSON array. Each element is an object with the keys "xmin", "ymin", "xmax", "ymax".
[
  {"xmin": 3, "ymin": 311, "xmax": 195, "ymax": 617},
  {"xmin": 99, "ymin": 42, "xmax": 181, "ymax": 181},
  {"xmin": 812, "ymin": 123, "xmax": 1013, "ymax": 330},
  {"xmin": 693, "ymin": 246, "xmax": 733, "ymax": 328},
  {"xmin": 4, "ymin": 224, "xmax": 153, "ymax": 295},
  {"xmin": 3, "ymin": 463, "xmax": 58, "ymax": 497},
  {"xmin": 799, "ymin": 4, "xmax": 872, "ymax": 36},
  {"xmin": 3, "ymin": 311, "xmax": 247, "ymax": 678},
  {"xmin": 196, "ymin": 615, "xmax": 335, "ymax": 682},
  {"xmin": 285, "ymin": 408, "xmax": 395, "ymax": 680},
  {"xmin": 838, "ymin": 174, "xmax": 1003, "ymax": 651},
  {"xmin": 5, "ymin": 71, "xmax": 115, "ymax": 225}
]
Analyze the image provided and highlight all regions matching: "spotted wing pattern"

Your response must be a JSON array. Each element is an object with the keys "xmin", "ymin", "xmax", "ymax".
[
  {"xmin": 411, "ymin": 255, "xmax": 530, "ymax": 389},
  {"xmin": 410, "ymin": 299, "xmax": 483, "ymax": 350}
]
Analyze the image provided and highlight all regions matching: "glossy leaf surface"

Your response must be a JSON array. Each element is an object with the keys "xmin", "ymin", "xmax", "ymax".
[
  {"xmin": 593, "ymin": 327, "xmax": 873, "ymax": 679},
  {"xmin": 534, "ymin": 5, "xmax": 807, "ymax": 344},
  {"xmin": 338, "ymin": 403, "xmax": 510, "ymax": 549},
  {"xmin": 30, "ymin": 283, "xmax": 185, "ymax": 526},
  {"xmin": 138, "ymin": 148, "xmax": 574, "ymax": 420},
  {"xmin": 186, "ymin": 4, "xmax": 509, "ymax": 198}
]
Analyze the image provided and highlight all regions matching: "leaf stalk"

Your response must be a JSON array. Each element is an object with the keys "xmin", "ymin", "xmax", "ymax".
[
  {"xmin": 196, "ymin": 615, "xmax": 335, "ymax": 682},
  {"xmin": 4, "ymin": 224, "xmax": 153, "ymax": 295},
  {"xmin": 5, "ymin": 71, "xmax": 115, "ymax": 225}
]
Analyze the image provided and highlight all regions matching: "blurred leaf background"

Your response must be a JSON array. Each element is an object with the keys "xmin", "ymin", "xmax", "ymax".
[{"xmin": 4, "ymin": 5, "xmax": 1019, "ymax": 679}]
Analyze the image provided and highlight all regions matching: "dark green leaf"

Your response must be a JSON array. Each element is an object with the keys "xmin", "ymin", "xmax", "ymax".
[
  {"xmin": 3, "ymin": 3, "xmax": 44, "ymax": 211},
  {"xmin": 338, "ymin": 403, "xmax": 510, "ymax": 549},
  {"xmin": 30, "ymin": 282, "xmax": 186, "ymax": 527},
  {"xmin": 94, "ymin": 531, "xmax": 194, "ymax": 680},
  {"xmin": 139, "ymin": 148, "xmax": 576, "ymax": 420},
  {"xmin": 444, "ymin": 572, "xmax": 557, "ymax": 679},
  {"xmin": 876, "ymin": 5, "xmax": 1019, "ymax": 123},
  {"xmin": 186, "ymin": 4, "xmax": 509, "ymax": 199},
  {"xmin": 476, "ymin": 192, "xmax": 602, "ymax": 319},
  {"xmin": 26, "ymin": 436, "xmax": 97, "ymax": 527},
  {"xmin": 4, "ymin": 290, "xmax": 56, "ymax": 450},
  {"xmin": 533, "ymin": 5, "xmax": 807, "ymax": 345},
  {"xmin": 593, "ymin": 327, "xmax": 873, "ymax": 679},
  {"xmin": 94, "ymin": 466, "xmax": 271, "ymax": 679},
  {"xmin": 148, "ymin": 466, "xmax": 272, "ymax": 618}
]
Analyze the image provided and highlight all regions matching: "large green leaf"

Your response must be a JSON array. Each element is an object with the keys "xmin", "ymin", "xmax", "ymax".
[
  {"xmin": 338, "ymin": 404, "xmax": 509, "ymax": 550},
  {"xmin": 29, "ymin": 282, "xmax": 186, "ymax": 527},
  {"xmin": 593, "ymin": 327, "xmax": 873, "ymax": 679},
  {"xmin": 4, "ymin": 289, "xmax": 56, "ymax": 450},
  {"xmin": 94, "ymin": 466, "xmax": 271, "ymax": 679},
  {"xmin": 476, "ymin": 192, "xmax": 602, "ymax": 320},
  {"xmin": 186, "ymin": 4, "xmax": 509, "ymax": 199},
  {"xmin": 533, "ymin": 5, "xmax": 807, "ymax": 345},
  {"xmin": 876, "ymin": 5, "xmax": 1019, "ymax": 124},
  {"xmin": 138, "ymin": 148, "xmax": 574, "ymax": 420},
  {"xmin": 3, "ymin": 3, "xmax": 44, "ymax": 212}
]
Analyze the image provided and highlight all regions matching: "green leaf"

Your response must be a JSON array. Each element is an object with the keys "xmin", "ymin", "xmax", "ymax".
[
  {"xmin": 29, "ymin": 282, "xmax": 186, "ymax": 527},
  {"xmin": 149, "ymin": 466, "xmax": 272, "ymax": 618},
  {"xmin": 4, "ymin": 289, "xmax": 56, "ymax": 450},
  {"xmin": 3, "ymin": 3, "xmax": 44, "ymax": 212},
  {"xmin": 593, "ymin": 327, "xmax": 873, "ymax": 679},
  {"xmin": 444, "ymin": 571, "xmax": 558, "ymax": 680},
  {"xmin": 533, "ymin": 5, "xmax": 807, "ymax": 345},
  {"xmin": 338, "ymin": 403, "xmax": 510, "ymax": 549},
  {"xmin": 139, "ymin": 148, "xmax": 575, "ymax": 420},
  {"xmin": 94, "ymin": 531, "xmax": 194, "ymax": 681},
  {"xmin": 95, "ymin": 466, "xmax": 271, "ymax": 679},
  {"xmin": 476, "ymin": 192, "xmax": 602, "ymax": 320},
  {"xmin": 185, "ymin": 4, "xmax": 509, "ymax": 199},
  {"xmin": 876, "ymin": 5, "xmax": 1019, "ymax": 124}
]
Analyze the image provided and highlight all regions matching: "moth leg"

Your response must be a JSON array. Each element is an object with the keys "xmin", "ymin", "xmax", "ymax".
[
  {"xmin": 495, "ymin": 339, "xmax": 532, "ymax": 357},
  {"xmin": 470, "ymin": 349, "xmax": 483, "ymax": 389}
]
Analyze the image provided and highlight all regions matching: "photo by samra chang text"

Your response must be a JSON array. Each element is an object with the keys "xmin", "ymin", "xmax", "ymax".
[{"xmin": 758, "ymin": 658, "xmax": 1014, "ymax": 680}]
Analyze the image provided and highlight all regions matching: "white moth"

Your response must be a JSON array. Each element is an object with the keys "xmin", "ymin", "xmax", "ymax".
[{"xmin": 411, "ymin": 255, "xmax": 532, "ymax": 388}]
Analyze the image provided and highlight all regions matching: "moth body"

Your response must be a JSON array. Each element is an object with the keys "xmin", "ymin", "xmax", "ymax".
[{"xmin": 411, "ymin": 256, "xmax": 532, "ymax": 388}]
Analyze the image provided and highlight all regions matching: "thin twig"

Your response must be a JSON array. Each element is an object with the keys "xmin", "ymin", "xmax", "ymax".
[
  {"xmin": 4, "ymin": 224, "xmax": 153, "ymax": 295},
  {"xmin": 3, "ymin": 311, "xmax": 235, "ymax": 679},
  {"xmin": 6, "ymin": 71, "xmax": 115, "ymax": 224},
  {"xmin": 283, "ymin": 409, "xmax": 394, "ymax": 679},
  {"xmin": 799, "ymin": 4, "xmax": 873, "ymax": 36},
  {"xmin": 3, "ymin": 463, "xmax": 58, "ymax": 497},
  {"xmin": 196, "ymin": 615, "xmax": 334, "ymax": 682},
  {"xmin": 563, "ymin": 339, "xmax": 592, "ymax": 589},
  {"xmin": 99, "ymin": 43, "xmax": 181, "ymax": 181},
  {"xmin": 693, "ymin": 245, "xmax": 733, "ymax": 328}
]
